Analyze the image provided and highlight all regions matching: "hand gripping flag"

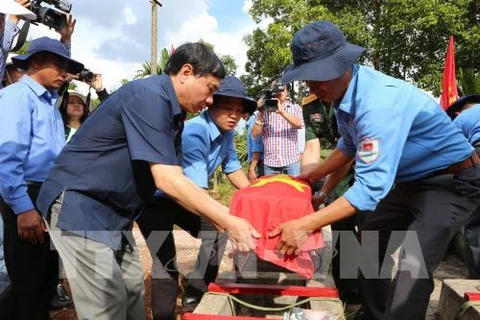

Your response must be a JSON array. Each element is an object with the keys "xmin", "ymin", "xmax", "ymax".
[{"xmin": 230, "ymin": 174, "xmax": 324, "ymax": 278}]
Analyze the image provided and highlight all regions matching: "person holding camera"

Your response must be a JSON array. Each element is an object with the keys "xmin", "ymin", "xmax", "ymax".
[
  {"xmin": 59, "ymin": 90, "xmax": 90, "ymax": 142},
  {"xmin": 0, "ymin": 0, "xmax": 35, "ymax": 88},
  {"xmin": 251, "ymin": 79, "xmax": 303, "ymax": 176}
]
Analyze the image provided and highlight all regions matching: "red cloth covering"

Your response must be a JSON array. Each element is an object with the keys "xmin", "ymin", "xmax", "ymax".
[{"xmin": 230, "ymin": 174, "xmax": 324, "ymax": 278}]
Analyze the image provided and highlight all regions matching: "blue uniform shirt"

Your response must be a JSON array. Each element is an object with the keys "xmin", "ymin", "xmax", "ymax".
[
  {"xmin": 246, "ymin": 114, "xmax": 264, "ymax": 162},
  {"xmin": 0, "ymin": 76, "xmax": 64, "ymax": 214},
  {"xmin": 37, "ymin": 75, "xmax": 185, "ymax": 249},
  {"xmin": 182, "ymin": 111, "xmax": 242, "ymax": 188},
  {"xmin": 453, "ymin": 104, "xmax": 480, "ymax": 145},
  {"xmin": 336, "ymin": 65, "xmax": 473, "ymax": 212}
]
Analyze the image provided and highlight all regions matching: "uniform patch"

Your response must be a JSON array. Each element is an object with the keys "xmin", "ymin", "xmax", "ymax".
[
  {"xmin": 309, "ymin": 113, "xmax": 324, "ymax": 123},
  {"xmin": 358, "ymin": 138, "xmax": 380, "ymax": 163}
]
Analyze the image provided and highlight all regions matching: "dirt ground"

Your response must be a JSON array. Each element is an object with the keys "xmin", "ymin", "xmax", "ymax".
[{"xmin": 50, "ymin": 224, "xmax": 234, "ymax": 320}]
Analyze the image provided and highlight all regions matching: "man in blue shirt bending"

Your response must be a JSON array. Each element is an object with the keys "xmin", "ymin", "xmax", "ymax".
[
  {"xmin": 273, "ymin": 21, "xmax": 480, "ymax": 320},
  {"xmin": 36, "ymin": 44, "xmax": 259, "ymax": 320},
  {"xmin": 0, "ymin": 37, "xmax": 83, "ymax": 320},
  {"xmin": 137, "ymin": 76, "xmax": 256, "ymax": 320},
  {"xmin": 447, "ymin": 95, "xmax": 480, "ymax": 279}
]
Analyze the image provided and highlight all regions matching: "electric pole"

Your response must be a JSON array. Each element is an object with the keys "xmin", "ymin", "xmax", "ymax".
[{"xmin": 150, "ymin": 1, "xmax": 162, "ymax": 75}]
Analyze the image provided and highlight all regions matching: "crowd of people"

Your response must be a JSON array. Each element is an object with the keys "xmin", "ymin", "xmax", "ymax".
[{"xmin": 0, "ymin": 1, "xmax": 479, "ymax": 320}]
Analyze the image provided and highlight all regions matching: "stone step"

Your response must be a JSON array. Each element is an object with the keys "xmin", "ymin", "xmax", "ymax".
[{"xmin": 438, "ymin": 279, "xmax": 480, "ymax": 320}]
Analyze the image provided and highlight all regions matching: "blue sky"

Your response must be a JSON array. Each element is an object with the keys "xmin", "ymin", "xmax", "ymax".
[
  {"xmin": 20, "ymin": 0, "xmax": 262, "ymax": 94},
  {"xmin": 210, "ymin": 0, "xmax": 250, "ymax": 33}
]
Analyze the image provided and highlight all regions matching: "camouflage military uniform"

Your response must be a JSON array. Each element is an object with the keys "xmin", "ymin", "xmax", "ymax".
[{"xmin": 302, "ymin": 94, "xmax": 363, "ymax": 303}]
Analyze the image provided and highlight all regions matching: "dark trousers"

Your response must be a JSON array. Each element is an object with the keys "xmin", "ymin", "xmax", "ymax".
[
  {"xmin": 0, "ymin": 183, "xmax": 59, "ymax": 320},
  {"xmin": 465, "ymin": 146, "xmax": 480, "ymax": 279},
  {"xmin": 330, "ymin": 212, "xmax": 366, "ymax": 302},
  {"xmin": 359, "ymin": 166, "xmax": 480, "ymax": 320},
  {"xmin": 137, "ymin": 197, "xmax": 227, "ymax": 320}
]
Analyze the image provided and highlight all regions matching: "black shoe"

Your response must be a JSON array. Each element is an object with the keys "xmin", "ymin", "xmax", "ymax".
[
  {"xmin": 50, "ymin": 284, "xmax": 73, "ymax": 310},
  {"xmin": 181, "ymin": 294, "xmax": 201, "ymax": 312}
]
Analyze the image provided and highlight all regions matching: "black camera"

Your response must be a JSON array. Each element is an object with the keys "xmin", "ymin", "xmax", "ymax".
[
  {"xmin": 31, "ymin": 0, "xmax": 72, "ymax": 31},
  {"xmin": 262, "ymin": 83, "xmax": 285, "ymax": 112},
  {"xmin": 78, "ymin": 69, "xmax": 94, "ymax": 83}
]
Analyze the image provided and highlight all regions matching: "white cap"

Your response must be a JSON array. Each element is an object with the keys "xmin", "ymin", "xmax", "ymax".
[{"xmin": 0, "ymin": 0, "xmax": 37, "ymax": 20}]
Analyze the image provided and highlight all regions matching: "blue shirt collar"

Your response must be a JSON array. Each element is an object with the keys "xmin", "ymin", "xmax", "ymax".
[
  {"xmin": 201, "ymin": 110, "xmax": 223, "ymax": 142},
  {"xmin": 161, "ymin": 74, "xmax": 183, "ymax": 117},
  {"xmin": 336, "ymin": 64, "xmax": 359, "ymax": 115},
  {"xmin": 20, "ymin": 75, "xmax": 59, "ymax": 101}
]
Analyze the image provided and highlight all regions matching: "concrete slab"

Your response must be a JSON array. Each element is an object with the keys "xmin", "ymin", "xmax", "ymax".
[{"xmin": 438, "ymin": 279, "xmax": 480, "ymax": 320}]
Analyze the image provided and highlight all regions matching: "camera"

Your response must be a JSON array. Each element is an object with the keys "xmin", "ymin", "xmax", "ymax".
[
  {"xmin": 78, "ymin": 69, "xmax": 94, "ymax": 83},
  {"xmin": 262, "ymin": 83, "xmax": 285, "ymax": 112},
  {"xmin": 30, "ymin": 0, "xmax": 72, "ymax": 31}
]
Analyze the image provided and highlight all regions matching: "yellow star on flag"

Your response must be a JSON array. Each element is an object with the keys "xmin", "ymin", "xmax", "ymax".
[{"xmin": 251, "ymin": 174, "xmax": 309, "ymax": 193}]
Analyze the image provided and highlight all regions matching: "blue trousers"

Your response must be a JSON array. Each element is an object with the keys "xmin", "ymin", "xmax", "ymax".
[{"xmin": 263, "ymin": 160, "xmax": 301, "ymax": 177}]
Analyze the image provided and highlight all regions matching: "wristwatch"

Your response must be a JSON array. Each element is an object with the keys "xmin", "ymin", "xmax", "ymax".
[{"xmin": 314, "ymin": 190, "xmax": 328, "ymax": 203}]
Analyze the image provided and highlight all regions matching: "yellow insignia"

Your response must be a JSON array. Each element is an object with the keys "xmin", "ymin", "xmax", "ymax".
[
  {"xmin": 301, "ymin": 94, "xmax": 318, "ymax": 106},
  {"xmin": 251, "ymin": 174, "xmax": 309, "ymax": 192}
]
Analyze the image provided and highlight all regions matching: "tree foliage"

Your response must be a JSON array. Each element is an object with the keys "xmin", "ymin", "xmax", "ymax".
[
  {"xmin": 134, "ymin": 43, "xmax": 238, "ymax": 79},
  {"xmin": 133, "ymin": 47, "xmax": 170, "ymax": 79},
  {"xmin": 244, "ymin": 0, "xmax": 480, "ymax": 96}
]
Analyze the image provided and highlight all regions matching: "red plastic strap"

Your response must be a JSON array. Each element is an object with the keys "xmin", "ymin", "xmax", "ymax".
[
  {"xmin": 465, "ymin": 292, "xmax": 480, "ymax": 301},
  {"xmin": 208, "ymin": 283, "xmax": 339, "ymax": 298}
]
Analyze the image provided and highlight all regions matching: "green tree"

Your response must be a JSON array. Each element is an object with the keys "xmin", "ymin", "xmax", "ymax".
[
  {"xmin": 13, "ymin": 39, "xmax": 31, "ymax": 55},
  {"xmin": 244, "ymin": 0, "xmax": 480, "ymax": 95},
  {"xmin": 457, "ymin": 68, "xmax": 480, "ymax": 96},
  {"xmin": 220, "ymin": 54, "xmax": 238, "ymax": 76},
  {"xmin": 133, "ymin": 47, "xmax": 171, "ymax": 79}
]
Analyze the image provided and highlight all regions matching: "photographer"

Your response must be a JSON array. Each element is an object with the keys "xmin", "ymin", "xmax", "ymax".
[
  {"xmin": 0, "ymin": 0, "xmax": 35, "ymax": 89},
  {"xmin": 251, "ymin": 78, "xmax": 303, "ymax": 176}
]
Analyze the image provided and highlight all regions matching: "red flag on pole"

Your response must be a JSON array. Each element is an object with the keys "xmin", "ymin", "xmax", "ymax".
[{"xmin": 440, "ymin": 36, "xmax": 459, "ymax": 110}]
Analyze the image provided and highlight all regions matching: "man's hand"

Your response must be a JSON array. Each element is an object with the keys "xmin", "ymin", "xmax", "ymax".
[
  {"xmin": 297, "ymin": 172, "xmax": 315, "ymax": 186},
  {"xmin": 248, "ymin": 168, "xmax": 258, "ymax": 183},
  {"xmin": 88, "ymin": 73, "xmax": 103, "ymax": 91},
  {"xmin": 268, "ymin": 216, "xmax": 312, "ymax": 256},
  {"xmin": 57, "ymin": 14, "xmax": 75, "ymax": 43},
  {"xmin": 224, "ymin": 216, "xmax": 260, "ymax": 252},
  {"xmin": 17, "ymin": 209, "xmax": 47, "ymax": 245},
  {"xmin": 9, "ymin": 0, "xmax": 32, "ymax": 25},
  {"xmin": 275, "ymin": 99, "xmax": 285, "ymax": 116}
]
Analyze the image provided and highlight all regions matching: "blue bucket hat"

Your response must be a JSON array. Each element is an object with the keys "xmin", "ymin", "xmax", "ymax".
[
  {"xmin": 213, "ymin": 76, "xmax": 257, "ymax": 115},
  {"xmin": 281, "ymin": 21, "xmax": 366, "ymax": 84},
  {"xmin": 446, "ymin": 94, "xmax": 480, "ymax": 120},
  {"xmin": 12, "ymin": 37, "xmax": 84, "ymax": 74}
]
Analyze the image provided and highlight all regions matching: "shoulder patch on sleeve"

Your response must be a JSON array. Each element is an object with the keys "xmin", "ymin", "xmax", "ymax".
[
  {"xmin": 301, "ymin": 94, "xmax": 318, "ymax": 106},
  {"xmin": 358, "ymin": 138, "xmax": 380, "ymax": 163}
]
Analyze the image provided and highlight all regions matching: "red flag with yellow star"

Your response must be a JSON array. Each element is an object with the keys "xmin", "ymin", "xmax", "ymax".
[
  {"xmin": 440, "ymin": 36, "xmax": 459, "ymax": 110},
  {"xmin": 230, "ymin": 174, "xmax": 324, "ymax": 278}
]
